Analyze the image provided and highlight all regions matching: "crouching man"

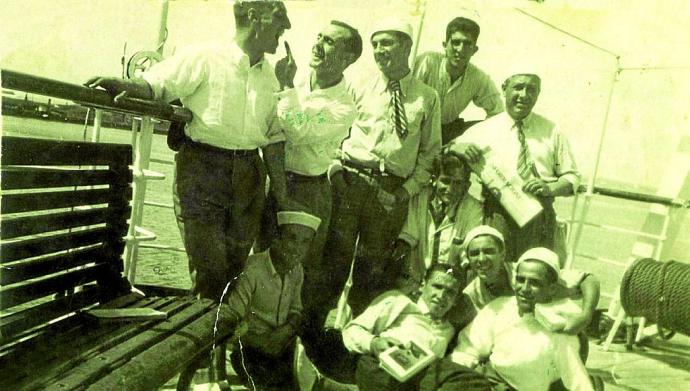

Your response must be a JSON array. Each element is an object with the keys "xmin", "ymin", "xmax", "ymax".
[
  {"xmin": 219, "ymin": 211, "xmax": 321, "ymax": 390},
  {"xmin": 342, "ymin": 264, "xmax": 491, "ymax": 391},
  {"xmin": 449, "ymin": 248, "xmax": 594, "ymax": 391}
]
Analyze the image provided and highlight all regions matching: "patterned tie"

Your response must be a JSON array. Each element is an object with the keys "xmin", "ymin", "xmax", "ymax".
[
  {"xmin": 516, "ymin": 120, "xmax": 536, "ymax": 180},
  {"xmin": 388, "ymin": 80, "xmax": 408, "ymax": 139}
]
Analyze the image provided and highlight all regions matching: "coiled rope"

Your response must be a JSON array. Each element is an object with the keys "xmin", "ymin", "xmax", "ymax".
[{"xmin": 620, "ymin": 258, "xmax": 690, "ymax": 336}]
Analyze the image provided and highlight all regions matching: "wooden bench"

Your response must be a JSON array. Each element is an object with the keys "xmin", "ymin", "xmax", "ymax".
[{"xmin": 0, "ymin": 136, "xmax": 234, "ymax": 390}]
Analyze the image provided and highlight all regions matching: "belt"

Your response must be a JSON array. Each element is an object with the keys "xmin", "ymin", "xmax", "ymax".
[
  {"xmin": 342, "ymin": 160, "xmax": 400, "ymax": 179},
  {"xmin": 287, "ymin": 171, "xmax": 328, "ymax": 180},
  {"xmin": 185, "ymin": 139, "xmax": 258, "ymax": 157}
]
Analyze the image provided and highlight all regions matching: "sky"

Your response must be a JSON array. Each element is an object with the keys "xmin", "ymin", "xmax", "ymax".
[{"xmin": 1, "ymin": 0, "xmax": 690, "ymax": 192}]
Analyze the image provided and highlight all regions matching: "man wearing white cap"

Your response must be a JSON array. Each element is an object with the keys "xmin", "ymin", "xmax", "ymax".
[
  {"xmin": 219, "ymin": 211, "xmax": 321, "ymax": 390},
  {"xmin": 448, "ymin": 72, "xmax": 580, "ymax": 263},
  {"xmin": 447, "ymin": 225, "xmax": 600, "ymax": 336},
  {"xmin": 323, "ymin": 17, "xmax": 442, "ymax": 317},
  {"xmin": 413, "ymin": 16, "xmax": 503, "ymax": 145},
  {"xmin": 449, "ymin": 247, "xmax": 595, "ymax": 391}
]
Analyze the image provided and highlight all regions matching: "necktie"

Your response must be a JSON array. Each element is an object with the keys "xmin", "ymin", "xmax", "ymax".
[
  {"xmin": 516, "ymin": 120, "xmax": 536, "ymax": 180},
  {"xmin": 388, "ymin": 80, "xmax": 408, "ymax": 140}
]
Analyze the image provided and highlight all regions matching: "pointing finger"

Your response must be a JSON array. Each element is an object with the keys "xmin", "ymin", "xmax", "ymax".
[{"xmin": 284, "ymin": 41, "xmax": 293, "ymax": 61}]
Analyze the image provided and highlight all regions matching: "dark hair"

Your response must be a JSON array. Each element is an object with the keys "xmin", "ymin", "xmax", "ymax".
[
  {"xmin": 233, "ymin": 1, "xmax": 282, "ymax": 28},
  {"xmin": 435, "ymin": 153, "xmax": 470, "ymax": 178},
  {"xmin": 446, "ymin": 17, "xmax": 480, "ymax": 43},
  {"xmin": 331, "ymin": 20, "xmax": 363, "ymax": 62},
  {"xmin": 425, "ymin": 263, "xmax": 464, "ymax": 286}
]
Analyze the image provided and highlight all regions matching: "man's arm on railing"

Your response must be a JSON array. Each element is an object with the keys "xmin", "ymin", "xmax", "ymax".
[{"xmin": 85, "ymin": 77, "xmax": 154, "ymax": 101}]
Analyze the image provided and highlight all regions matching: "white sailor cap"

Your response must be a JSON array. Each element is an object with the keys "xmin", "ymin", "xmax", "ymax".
[
  {"xmin": 516, "ymin": 247, "xmax": 560, "ymax": 279},
  {"xmin": 462, "ymin": 225, "xmax": 505, "ymax": 250},
  {"xmin": 277, "ymin": 211, "xmax": 321, "ymax": 232},
  {"xmin": 370, "ymin": 17, "xmax": 414, "ymax": 41}
]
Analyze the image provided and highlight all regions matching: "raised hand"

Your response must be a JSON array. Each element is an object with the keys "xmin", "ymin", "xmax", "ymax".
[{"xmin": 275, "ymin": 41, "xmax": 296, "ymax": 90}]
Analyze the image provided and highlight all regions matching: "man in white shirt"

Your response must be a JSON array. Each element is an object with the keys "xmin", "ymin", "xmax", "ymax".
[
  {"xmin": 450, "ymin": 248, "xmax": 594, "ymax": 391},
  {"xmin": 256, "ymin": 20, "xmax": 361, "ymax": 307},
  {"xmin": 324, "ymin": 18, "xmax": 442, "ymax": 318},
  {"xmin": 342, "ymin": 264, "xmax": 490, "ymax": 391},
  {"xmin": 449, "ymin": 73, "xmax": 580, "ymax": 262},
  {"xmin": 86, "ymin": 1, "xmax": 294, "ymax": 302}
]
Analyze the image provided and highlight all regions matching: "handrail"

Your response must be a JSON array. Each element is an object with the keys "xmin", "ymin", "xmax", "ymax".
[
  {"xmin": 578, "ymin": 185, "xmax": 690, "ymax": 209},
  {"xmin": 1, "ymin": 69, "xmax": 192, "ymax": 124}
]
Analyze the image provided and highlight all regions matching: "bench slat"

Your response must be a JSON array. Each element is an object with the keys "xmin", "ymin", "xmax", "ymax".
[
  {"xmin": 0, "ymin": 297, "xmax": 190, "ymax": 389},
  {"xmin": 87, "ymin": 305, "xmax": 236, "ymax": 391},
  {"xmin": 1, "ymin": 206, "xmax": 130, "ymax": 240},
  {"xmin": 0, "ymin": 263, "xmax": 109, "ymax": 308},
  {"xmin": 43, "ymin": 300, "xmax": 216, "ymax": 391},
  {"xmin": 1, "ymin": 187, "xmax": 132, "ymax": 214},
  {"xmin": 1, "ymin": 168, "xmax": 129, "ymax": 190},
  {"xmin": 0, "ymin": 226, "xmax": 114, "ymax": 263},
  {"xmin": 1, "ymin": 136, "xmax": 132, "ymax": 166},
  {"xmin": 1, "ymin": 246, "xmax": 107, "ymax": 285}
]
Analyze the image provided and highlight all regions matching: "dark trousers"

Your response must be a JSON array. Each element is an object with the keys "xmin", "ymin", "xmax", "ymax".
[
  {"xmin": 320, "ymin": 168, "xmax": 409, "ymax": 317},
  {"xmin": 230, "ymin": 342, "xmax": 297, "ymax": 391},
  {"xmin": 355, "ymin": 354, "xmax": 492, "ymax": 391},
  {"xmin": 174, "ymin": 142, "xmax": 265, "ymax": 301},
  {"xmin": 256, "ymin": 172, "xmax": 332, "ymax": 306},
  {"xmin": 484, "ymin": 188, "xmax": 557, "ymax": 263}
]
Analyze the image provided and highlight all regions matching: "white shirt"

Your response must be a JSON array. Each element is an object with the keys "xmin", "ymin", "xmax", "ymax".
[
  {"xmin": 277, "ymin": 75, "xmax": 356, "ymax": 176},
  {"xmin": 451, "ymin": 296, "xmax": 593, "ymax": 391},
  {"xmin": 342, "ymin": 290, "xmax": 454, "ymax": 359},
  {"xmin": 455, "ymin": 111, "xmax": 581, "ymax": 192},
  {"xmin": 143, "ymin": 41, "xmax": 283, "ymax": 150}
]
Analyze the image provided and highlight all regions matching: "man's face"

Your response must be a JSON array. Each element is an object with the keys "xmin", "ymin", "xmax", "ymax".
[
  {"xmin": 435, "ymin": 166, "xmax": 471, "ymax": 206},
  {"xmin": 273, "ymin": 224, "xmax": 314, "ymax": 271},
  {"xmin": 310, "ymin": 24, "xmax": 353, "ymax": 75},
  {"xmin": 443, "ymin": 30, "xmax": 477, "ymax": 70},
  {"xmin": 371, "ymin": 31, "xmax": 410, "ymax": 76},
  {"xmin": 515, "ymin": 260, "xmax": 556, "ymax": 313},
  {"xmin": 420, "ymin": 270, "xmax": 460, "ymax": 319},
  {"xmin": 503, "ymin": 74, "xmax": 540, "ymax": 121},
  {"xmin": 467, "ymin": 235, "xmax": 505, "ymax": 283},
  {"xmin": 253, "ymin": 2, "xmax": 291, "ymax": 55}
]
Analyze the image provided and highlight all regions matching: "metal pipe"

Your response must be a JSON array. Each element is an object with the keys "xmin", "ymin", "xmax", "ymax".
[
  {"xmin": 577, "ymin": 185, "xmax": 690, "ymax": 208},
  {"xmin": 1, "ymin": 70, "xmax": 192, "ymax": 123}
]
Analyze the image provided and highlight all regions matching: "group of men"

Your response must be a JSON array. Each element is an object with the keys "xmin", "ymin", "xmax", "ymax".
[{"xmin": 87, "ymin": 1, "xmax": 599, "ymax": 390}]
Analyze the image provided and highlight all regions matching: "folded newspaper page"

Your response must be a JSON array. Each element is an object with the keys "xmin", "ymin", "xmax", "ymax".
[{"xmin": 470, "ymin": 146, "xmax": 543, "ymax": 227}]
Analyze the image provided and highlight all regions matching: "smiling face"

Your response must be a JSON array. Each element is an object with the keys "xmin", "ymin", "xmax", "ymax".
[
  {"xmin": 503, "ymin": 74, "xmax": 541, "ymax": 121},
  {"xmin": 467, "ymin": 235, "xmax": 505, "ymax": 283},
  {"xmin": 371, "ymin": 31, "xmax": 411, "ymax": 77},
  {"xmin": 420, "ymin": 269, "xmax": 461, "ymax": 319},
  {"xmin": 515, "ymin": 260, "xmax": 557, "ymax": 313},
  {"xmin": 443, "ymin": 30, "xmax": 478, "ymax": 71},
  {"xmin": 435, "ymin": 162, "xmax": 471, "ymax": 206},
  {"xmin": 252, "ymin": 2, "xmax": 291, "ymax": 55},
  {"xmin": 310, "ymin": 23, "xmax": 354, "ymax": 76}
]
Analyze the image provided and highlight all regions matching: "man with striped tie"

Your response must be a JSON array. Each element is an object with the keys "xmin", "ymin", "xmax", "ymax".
[
  {"xmin": 322, "ymin": 18, "xmax": 442, "ymax": 319},
  {"xmin": 448, "ymin": 73, "xmax": 580, "ymax": 262}
]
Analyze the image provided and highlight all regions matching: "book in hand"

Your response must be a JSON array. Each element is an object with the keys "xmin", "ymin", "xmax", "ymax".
[
  {"xmin": 378, "ymin": 340, "xmax": 437, "ymax": 382},
  {"xmin": 82, "ymin": 308, "xmax": 167, "ymax": 322}
]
